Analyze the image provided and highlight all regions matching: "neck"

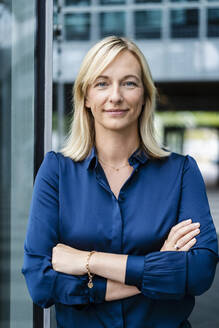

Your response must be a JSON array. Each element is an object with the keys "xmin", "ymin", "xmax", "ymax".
[{"xmin": 95, "ymin": 127, "xmax": 140, "ymax": 166}]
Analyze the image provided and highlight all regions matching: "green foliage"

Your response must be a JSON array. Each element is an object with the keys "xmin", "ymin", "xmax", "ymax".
[{"xmin": 156, "ymin": 111, "xmax": 219, "ymax": 128}]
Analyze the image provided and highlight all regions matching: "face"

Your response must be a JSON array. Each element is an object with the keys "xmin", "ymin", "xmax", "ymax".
[{"xmin": 85, "ymin": 50, "xmax": 145, "ymax": 134}]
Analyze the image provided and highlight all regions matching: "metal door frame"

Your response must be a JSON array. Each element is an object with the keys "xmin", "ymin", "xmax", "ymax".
[{"xmin": 34, "ymin": 0, "xmax": 53, "ymax": 327}]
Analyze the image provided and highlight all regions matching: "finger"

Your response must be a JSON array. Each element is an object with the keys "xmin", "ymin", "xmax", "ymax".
[
  {"xmin": 168, "ymin": 222, "xmax": 200, "ymax": 245},
  {"xmin": 179, "ymin": 238, "xmax": 197, "ymax": 251},
  {"xmin": 177, "ymin": 228, "xmax": 200, "ymax": 249},
  {"xmin": 168, "ymin": 219, "xmax": 192, "ymax": 239}
]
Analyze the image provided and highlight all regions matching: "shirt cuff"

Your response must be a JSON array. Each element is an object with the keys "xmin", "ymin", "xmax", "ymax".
[
  {"xmin": 88, "ymin": 275, "xmax": 107, "ymax": 303},
  {"xmin": 125, "ymin": 255, "xmax": 145, "ymax": 289}
]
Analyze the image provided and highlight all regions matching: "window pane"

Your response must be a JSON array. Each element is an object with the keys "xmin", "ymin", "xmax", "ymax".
[
  {"xmin": 135, "ymin": 10, "xmax": 162, "ymax": 39},
  {"xmin": 135, "ymin": 0, "xmax": 161, "ymax": 3},
  {"xmin": 170, "ymin": 9, "xmax": 199, "ymax": 38},
  {"xmin": 100, "ymin": 0, "xmax": 126, "ymax": 4},
  {"xmin": 65, "ymin": 0, "xmax": 91, "ymax": 5},
  {"xmin": 0, "ymin": 1, "xmax": 35, "ymax": 327},
  {"xmin": 208, "ymin": 8, "xmax": 219, "ymax": 37},
  {"xmin": 100, "ymin": 12, "xmax": 125, "ymax": 38},
  {"xmin": 170, "ymin": 0, "xmax": 199, "ymax": 2},
  {"xmin": 64, "ymin": 13, "xmax": 90, "ymax": 40}
]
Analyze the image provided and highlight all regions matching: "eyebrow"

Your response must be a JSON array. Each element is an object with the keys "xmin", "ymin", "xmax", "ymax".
[{"xmin": 95, "ymin": 74, "xmax": 141, "ymax": 82}]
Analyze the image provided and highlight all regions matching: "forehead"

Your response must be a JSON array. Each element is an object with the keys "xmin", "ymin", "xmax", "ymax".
[{"xmin": 99, "ymin": 50, "xmax": 142, "ymax": 78}]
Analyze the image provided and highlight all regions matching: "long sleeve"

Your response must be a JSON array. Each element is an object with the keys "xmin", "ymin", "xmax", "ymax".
[
  {"xmin": 125, "ymin": 155, "xmax": 219, "ymax": 300},
  {"xmin": 22, "ymin": 151, "xmax": 106, "ymax": 308}
]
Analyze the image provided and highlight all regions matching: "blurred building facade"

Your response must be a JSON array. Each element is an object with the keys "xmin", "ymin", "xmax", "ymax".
[{"xmin": 53, "ymin": 0, "xmax": 219, "ymax": 82}]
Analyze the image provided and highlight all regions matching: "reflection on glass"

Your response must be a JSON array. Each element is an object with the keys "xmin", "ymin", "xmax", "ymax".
[
  {"xmin": 170, "ymin": 0, "xmax": 199, "ymax": 2},
  {"xmin": 65, "ymin": 0, "xmax": 91, "ymax": 5},
  {"xmin": 170, "ymin": 9, "xmax": 199, "ymax": 38},
  {"xmin": 64, "ymin": 13, "xmax": 90, "ymax": 40},
  {"xmin": 0, "ymin": 1, "xmax": 34, "ymax": 328},
  {"xmin": 135, "ymin": 10, "xmax": 162, "ymax": 39},
  {"xmin": 100, "ymin": 12, "xmax": 125, "ymax": 38},
  {"xmin": 207, "ymin": 8, "xmax": 219, "ymax": 37},
  {"xmin": 135, "ymin": 0, "xmax": 161, "ymax": 3},
  {"xmin": 100, "ymin": 0, "xmax": 126, "ymax": 4},
  {"xmin": 53, "ymin": 11, "xmax": 58, "ymax": 26}
]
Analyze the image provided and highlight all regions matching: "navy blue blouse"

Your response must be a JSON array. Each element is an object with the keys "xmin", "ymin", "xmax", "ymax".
[{"xmin": 22, "ymin": 147, "xmax": 218, "ymax": 328}]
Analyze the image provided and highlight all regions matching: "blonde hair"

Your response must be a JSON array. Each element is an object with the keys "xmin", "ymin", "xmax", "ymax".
[{"xmin": 60, "ymin": 36, "xmax": 171, "ymax": 160}]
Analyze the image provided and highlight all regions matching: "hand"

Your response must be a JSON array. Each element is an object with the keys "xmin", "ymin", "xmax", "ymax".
[
  {"xmin": 52, "ymin": 243, "xmax": 89, "ymax": 275},
  {"xmin": 160, "ymin": 219, "xmax": 200, "ymax": 252}
]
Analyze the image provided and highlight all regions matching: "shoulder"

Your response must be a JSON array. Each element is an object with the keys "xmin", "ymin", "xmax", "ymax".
[
  {"xmin": 164, "ymin": 152, "xmax": 202, "ymax": 179},
  {"xmin": 42, "ymin": 150, "xmax": 83, "ymax": 172},
  {"xmin": 153, "ymin": 151, "xmax": 200, "ymax": 176},
  {"xmin": 43, "ymin": 150, "xmax": 73, "ymax": 165},
  {"xmin": 152, "ymin": 150, "xmax": 185, "ymax": 167},
  {"xmin": 33, "ymin": 151, "xmax": 61, "ymax": 189},
  {"xmin": 36, "ymin": 151, "xmax": 60, "ymax": 182},
  {"xmin": 170, "ymin": 151, "xmax": 199, "ymax": 169},
  {"xmin": 161, "ymin": 150, "xmax": 197, "ymax": 165},
  {"xmin": 41, "ymin": 151, "xmax": 59, "ymax": 171}
]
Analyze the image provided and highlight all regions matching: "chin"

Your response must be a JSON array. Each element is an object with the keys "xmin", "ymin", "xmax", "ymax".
[{"xmin": 103, "ymin": 122, "xmax": 136, "ymax": 132}]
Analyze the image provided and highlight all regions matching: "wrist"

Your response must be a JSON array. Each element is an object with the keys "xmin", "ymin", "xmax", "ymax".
[
  {"xmin": 89, "ymin": 250, "xmax": 98, "ymax": 273},
  {"xmin": 82, "ymin": 251, "xmax": 90, "ymax": 274},
  {"xmin": 89, "ymin": 252, "xmax": 128, "ymax": 284},
  {"xmin": 85, "ymin": 250, "xmax": 96, "ymax": 288}
]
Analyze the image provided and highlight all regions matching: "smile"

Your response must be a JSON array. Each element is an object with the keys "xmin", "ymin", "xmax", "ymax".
[
  {"xmin": 103, "ymin": 109, "xmax": 129, "ymax": 116},
  {"xmin": 104, "ymin": 109, "xmax": 129, "ymax": 113}
]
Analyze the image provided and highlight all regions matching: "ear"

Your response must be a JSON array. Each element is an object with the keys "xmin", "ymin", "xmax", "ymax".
[{"xmin": 85, "ymin": 97, "xmax": 91, "ymax": 108}]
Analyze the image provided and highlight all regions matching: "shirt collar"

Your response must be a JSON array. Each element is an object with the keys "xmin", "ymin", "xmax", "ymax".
[
  {"xmin": 85, "ymin": 146, "xmax": 98, "ymax": 170},
  {"xmin": 85, "ymin": 145, "xmax": 149, "ymax": 170},
  {"xmin": 130, "ymin": 147, "xmax": 149, "ymax": 164}
]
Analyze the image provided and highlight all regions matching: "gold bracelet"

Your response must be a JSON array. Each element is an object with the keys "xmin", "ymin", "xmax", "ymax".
[{"xmin": 86, "ymin": 250, "xmax": 96, "ymax": 288}]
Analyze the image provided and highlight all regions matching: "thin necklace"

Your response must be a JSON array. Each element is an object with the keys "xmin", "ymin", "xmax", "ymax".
[{"xmin": 98, "ymin": 158, "xmax": 130, "ymax": 172}]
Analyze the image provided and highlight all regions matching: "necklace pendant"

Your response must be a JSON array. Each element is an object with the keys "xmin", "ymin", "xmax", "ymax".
[{"xmin": 88, "ymin": 281, "xmax": 93, "ymax": 288}]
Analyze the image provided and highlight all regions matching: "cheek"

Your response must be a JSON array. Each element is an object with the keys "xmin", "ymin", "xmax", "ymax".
[
  {"xmin": 128, "ymin": 91, "xmax": 144, "ymax": 108},
  {"xmin": 86, "ymin": 91, "xmax": 107, "ymax": 109}
]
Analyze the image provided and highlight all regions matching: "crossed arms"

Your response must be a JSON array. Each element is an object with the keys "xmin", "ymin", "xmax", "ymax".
[{"xmin": 22, "ymin": 152, "xmax": 219, "ymax": 308}]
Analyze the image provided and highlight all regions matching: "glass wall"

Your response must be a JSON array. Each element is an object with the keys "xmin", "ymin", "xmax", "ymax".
[
  {"xmin": 208, "ymin": 8, "xmax": 219, "ymax": 37},
  {"xmin": 134, "ymin": 10, "xmax": 162, "ymax": 39},
  {"xmin": 100, "ymin": 12, "xmax": 125, "ymax": 37},
  {"xmin": 0, "ymin": 1, "xmax": 35, "ymax": 327},
  {"xmin": 170, "ymin": 9, "xmax": 199, "ymax": 38},
  {"xmin": 60, "ymin": 0, "xmax": 219, "ymax": 43},
  {"xmin": 65, "ymin": 13, "xmax": 91, "ymax": 40}
]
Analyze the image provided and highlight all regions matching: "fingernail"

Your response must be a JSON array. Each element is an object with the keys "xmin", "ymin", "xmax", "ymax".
[
  {"xmin": 195, "ymin": 228, "xmax": 200, "ymax": 233},
  {"xmin": 186, "ymin": 219, "xmax": 192, "ymax": 223},
  {"xmin": 194, "ymin": 222, "xmax": 200, "ymax": 227}
]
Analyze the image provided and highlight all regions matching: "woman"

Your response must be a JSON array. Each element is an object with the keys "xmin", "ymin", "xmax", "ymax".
[{"xmin": 22, "ymin": 36, "xmax": 218, "ymax": 328}]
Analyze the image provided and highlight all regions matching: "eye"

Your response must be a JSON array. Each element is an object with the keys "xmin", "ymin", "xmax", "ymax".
[
  {"xmin": 123, "ymin": 81, "xmax": 137, "ymax": 87},
  {"xmin": 94, "ymin": 81, "xmax": 108, "ymax": 88}
]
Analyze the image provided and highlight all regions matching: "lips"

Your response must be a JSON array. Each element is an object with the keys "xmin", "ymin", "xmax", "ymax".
[
  {"xmin": 103, "ymin": 109, "xmax": 129, "ymax": 116},
  {"xmin": 104, "ymin": 109, "xmax": 128, "ymax": 112}
]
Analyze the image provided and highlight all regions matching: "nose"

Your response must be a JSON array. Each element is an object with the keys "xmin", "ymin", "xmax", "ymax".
[{"xmin": 109, "ymin": 83, "xmax": 123, "ymax": 104}]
